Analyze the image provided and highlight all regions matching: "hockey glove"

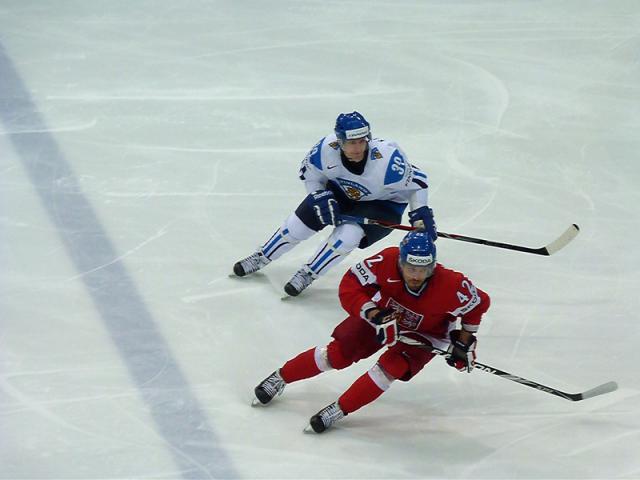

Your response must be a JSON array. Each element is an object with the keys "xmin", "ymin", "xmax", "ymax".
[
  {"xmin": 307, "ymin": 190, "xmax": 341, "ymax": 226},
  {"xmin": 408, "ymin": 206, "xmax": 437, "ymax": 241},
  {"xmin": 446, "ymin": 329, "xmax": 477, "ymax": 373},
  {"xmin": 367, "ymin": 308, "xmax": 399, "ymax": 347}
]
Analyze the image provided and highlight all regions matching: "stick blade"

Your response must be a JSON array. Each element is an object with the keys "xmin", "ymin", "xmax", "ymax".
[
  {"xmin": 542, "ymin": 224, "xmax": 580, "ymax": 256},
  {"xmin": 578, "ymin": 380, "xmax": 618, "ymax": 400}
]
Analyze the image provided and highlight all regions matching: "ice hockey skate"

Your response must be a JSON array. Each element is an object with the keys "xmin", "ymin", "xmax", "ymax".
[
  {"xmin": 304, "ymin": 401, "xmax": 346, "ymax": 433},
  {"xmin": 233, "ymin": 251, "xmax": 270, "ymax": 277},
  {"xmin": 252, "ymin": 370, "xmax": 286, "ymax": 406},
  {"xmin": 284, "ymin": 266, "xmax": 316, "ymax": 297}
]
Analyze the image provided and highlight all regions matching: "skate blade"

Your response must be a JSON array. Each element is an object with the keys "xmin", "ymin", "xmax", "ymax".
[
  {"xmin": 228, "ymin": 271, "xmax": 267, "ymax": 280},
  {"xmin": 303, "ymin": 424, "xmax": 316, "ymax": 434},
  {"xmin": 251, "ymin": 398, "xmax": 267, "ymax": 407}
]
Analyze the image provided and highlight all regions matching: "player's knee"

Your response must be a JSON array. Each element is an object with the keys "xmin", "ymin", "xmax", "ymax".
[
  {"xmin": 329, "ymin": 223, "xmax": 365, "ymax": 253},
  {"xmin": 378, "ymin": 352, "xmax": 410, "ymax": 380},
  {"xmin": 326, "ymin": 340, "xmax": 355, "ymax": 370},
  {"xmin": 261, "ymin": 215, "xmax": 316, "ymax": 259},
  {"xmin": 284, "ymin": 213, "xmax": 317, "ymax": 241},
  {"xmin": 313, "ymin": 346, "xmax": 332, "ymax": 372},
  {"xmin": 367, "ymin": 362, "xmax": 396, "ymax": 391}
]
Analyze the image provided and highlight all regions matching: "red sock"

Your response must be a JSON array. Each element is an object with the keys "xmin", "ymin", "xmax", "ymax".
[
  {"xmin": 280, "ymin": 348, "xmax": 322, "ymax": 383},
  {"xmin": 338, "ymin": 372, "xmax": 385, "ymax": 414}
]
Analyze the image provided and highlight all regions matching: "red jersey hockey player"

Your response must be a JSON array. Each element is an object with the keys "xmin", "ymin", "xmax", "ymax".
[{"xmin": 252, "ymin": 230, "xmax": 491, "ymax": 433}]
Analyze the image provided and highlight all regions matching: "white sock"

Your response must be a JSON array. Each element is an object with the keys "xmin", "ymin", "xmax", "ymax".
[
  {"xmin": 305, "ymin": 223, "xmax": 364, "ymax": 277},
  {"xmin": 260, "ymin": 213, "xmax": 315, "ymax": 261}
]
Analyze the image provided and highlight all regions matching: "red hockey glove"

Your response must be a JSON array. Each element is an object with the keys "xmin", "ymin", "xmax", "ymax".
[
  {"xmin": 446, "ymin": 329, "xmax": 477, "ymax": 373},
  {"xmin": 366, "ymin": 308, "xmax": 399, "ymax": 347}
]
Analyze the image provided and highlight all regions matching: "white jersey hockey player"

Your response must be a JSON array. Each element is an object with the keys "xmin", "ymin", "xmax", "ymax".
[{"xmin": 233, "ymin": 111, "xmax": 436, "ymax": 296}]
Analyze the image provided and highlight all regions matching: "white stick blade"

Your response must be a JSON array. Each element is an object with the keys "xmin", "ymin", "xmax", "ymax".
[
  {"xmin": 545, "ymin": 224, "xmax": 580, "ymax": 255},
  {"xmin": 581, "ymin": 381, "xmax": 618, "ymax": 400}
]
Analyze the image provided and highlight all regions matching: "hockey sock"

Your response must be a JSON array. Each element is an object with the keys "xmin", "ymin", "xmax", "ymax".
[
  {"xmin": 305, "ymin": 223, "xmax": 364, "ymax": 276},
  {"xmin": 261, "ymin": 214, "xmax": 315, "ymax": 261},
  {"xmin": 280, "ymin": 348, "xmax": 322, "ymax": 383},
  {"xmin": 338, "ymin": 371, "xmax": 386, "ymax": 415}
]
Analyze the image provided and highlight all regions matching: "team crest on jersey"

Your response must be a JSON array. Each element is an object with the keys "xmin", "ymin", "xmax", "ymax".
[
  {"xmin": 387, "ymin": 298, "xmax": 424, "ymax": 330},
  {"xmin": 336, "ymin": 177, "xmax": 371, "ymax": 200},
  {"xmin": 370, "ymin": 147, "xmax": 383, "ymax": 160},
  {"xmin": 328, "ymin": 141, "xmax": 340, "ymax": 150}
]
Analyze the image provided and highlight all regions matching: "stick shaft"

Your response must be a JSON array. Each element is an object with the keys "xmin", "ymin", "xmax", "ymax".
[
  {"xmin": 399, "ymin": 337, "xmax": 617, "ymax": 402},
  {"xmin": 340, "ymin": 215, "xmax": 579, "ymax": 256}
]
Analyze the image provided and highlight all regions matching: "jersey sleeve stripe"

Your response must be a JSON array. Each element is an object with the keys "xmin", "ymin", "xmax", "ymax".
[
  {"xmin": 450, "ymin": 292, "xmax": 481, "ymax": 317},
  {"xmin": 461, "ymin": 322, "xmax": 479, "ymax": 333},
  {"xmin": 309, "ymin": 138, "xmax": 325, "ymax": 170},
  {"xmin": 360, "ymin": 301, "xmax": 378, "ymax": 321}
]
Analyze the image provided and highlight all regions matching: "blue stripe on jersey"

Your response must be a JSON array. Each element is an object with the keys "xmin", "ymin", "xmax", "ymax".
[
  {"xmin": 309, "ymin": 138, "xmax": 325, "ymax": 170},
  {"xmin": 413, "ymin": 169, "xmax": 427, "ymax": 179},
  {"xmin": 413, "ymin": 178, "xmax": 428, "ymax": 188},
  {"xmin": 384, "ymin": 149, "xmax": 406, "ymax": 185}
]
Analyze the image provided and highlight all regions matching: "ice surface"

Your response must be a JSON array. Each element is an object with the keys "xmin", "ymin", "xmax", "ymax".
[{"xmin": 1, "ymin": 1, "xmax": 639, "ymax": 478}]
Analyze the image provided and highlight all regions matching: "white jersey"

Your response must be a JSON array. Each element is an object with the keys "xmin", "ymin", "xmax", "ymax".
[{"xmin": 298, "ymin": 134, "xmax": 429, "ymax": 208}]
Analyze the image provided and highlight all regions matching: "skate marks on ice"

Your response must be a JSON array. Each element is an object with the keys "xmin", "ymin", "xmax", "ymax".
[
  {"xmin": 0, "ymin": 42, "xmax": 238, "ymax": 479},
  {"xmin": 181, "ymin": 272, "xmax": 273, "ymax": 304}
]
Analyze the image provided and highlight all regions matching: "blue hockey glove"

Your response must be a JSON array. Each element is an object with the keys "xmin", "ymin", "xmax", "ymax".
[
  {"xmin": 307, "ymin": 190, "xmax": 341, "ymax": 226},
  {"xmin": 446, "ymin": 329, "xmax": 477, "ymax": 373},
  {"xmin": 366, "ymin": 308, "xmax": 399, "ymax": 347},
  {"xmin": 408, "ymin": 206, "xmax": 437, "ymax": 241}
]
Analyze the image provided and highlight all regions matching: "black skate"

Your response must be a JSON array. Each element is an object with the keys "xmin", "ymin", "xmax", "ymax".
[
  {"xmin": 305, "ymin": 401, "xmax": 345, "ymax": 433},
  {"xmin": 284, "ymin": 266, "xmax": 316, "ymax": 296},
  {"xmin": 233, "ymin": 251, "xmax": 270, "ymax": 277},
  {"xmin": 252, "ymin": 370, "xmax": 286, "ymax": 406}
]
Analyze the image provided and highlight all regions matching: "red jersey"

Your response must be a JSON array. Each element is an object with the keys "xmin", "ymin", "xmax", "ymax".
[{"xmin": 339, "ymin": 247, "xmax": 490, "ymax": 344}]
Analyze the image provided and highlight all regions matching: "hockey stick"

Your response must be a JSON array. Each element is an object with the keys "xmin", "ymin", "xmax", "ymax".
[
  {"xmin": 340, "ymin": 215, "xmax": 415, "ymax": 232},
  {"xmin": 340, "ymin": 215, "xmax": 580, "ymax": 256},
  {"xmin": 398, "ymin": 336, "xmax": 618, "ymax": 402}
]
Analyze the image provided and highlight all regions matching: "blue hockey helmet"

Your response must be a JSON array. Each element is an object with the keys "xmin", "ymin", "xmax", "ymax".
[
  {"xmin": 399, "ymin": 230, "xmax": 437, "ymax": 272},
  {"xmin": 334, "ymin": 111, "xmax": 371, "ymax": 144}
]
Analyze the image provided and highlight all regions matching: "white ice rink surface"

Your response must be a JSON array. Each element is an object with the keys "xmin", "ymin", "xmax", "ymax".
[{"xmin": 1, "ymin": 1, "xmax": 639, "ymax": 478}]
